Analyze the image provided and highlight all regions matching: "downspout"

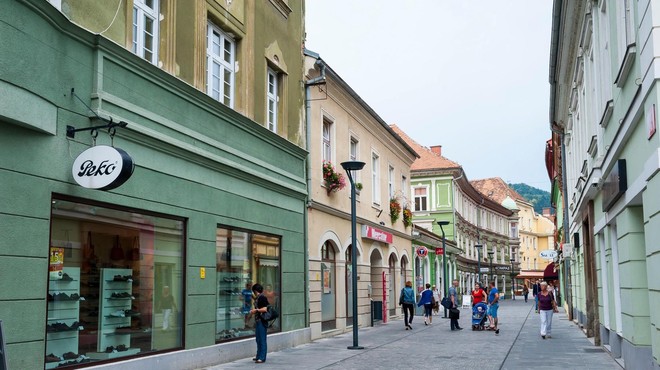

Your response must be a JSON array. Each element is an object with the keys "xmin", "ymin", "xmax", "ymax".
[{"xmin": 303, "ymin": 59, "xmax": 326, "ymax": 327}]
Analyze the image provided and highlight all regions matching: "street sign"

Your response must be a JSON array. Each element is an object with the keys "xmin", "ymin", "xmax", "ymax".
[{"xmin": 479, "ymin": 267, "xmax": 489, "ymax": 273}]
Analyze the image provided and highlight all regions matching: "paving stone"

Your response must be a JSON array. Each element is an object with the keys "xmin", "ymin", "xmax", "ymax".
[{"xmin": 200, "ymin": 298, "xmax": 621, "ymax": 370}]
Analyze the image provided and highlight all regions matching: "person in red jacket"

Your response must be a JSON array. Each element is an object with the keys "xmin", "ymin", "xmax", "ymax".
[{"xmin": 471, "ymin": 283, "xmax": 487, "ymax": 307}]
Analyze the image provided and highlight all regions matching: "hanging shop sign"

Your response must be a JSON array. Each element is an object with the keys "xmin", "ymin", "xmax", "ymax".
[
  {"xmin": 361, "ymin": 225, "xmax": 393, "ymax": 244},
  {"xmin": 495, "ymin": 266, "xmax": 511, "ymax": 272},
  {"xmin": 562, "ymin": 243, "xmax": 573, "ymax": 258},
  {"xmin": 416, "ymin": 246, "xmax": 428, "ymax": 258},
  {"xmin": 72, "ymin": 145, "xmax": 134, "ymax": 190},
  {"xmin": 435, "ymin": 247, "xmax": 444, "ymax": 255},
  {"xmin": 540, "ymin": 250, "xmax": 558, "ymax": 260},
  {"xmin": 602, "ymin": 159, "xmax": 627, "ymax": 211}
]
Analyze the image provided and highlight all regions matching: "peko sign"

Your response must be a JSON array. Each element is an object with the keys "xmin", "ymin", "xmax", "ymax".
[
  {"xmin": 72, "ymin": 145, "xmax": 134, "ymax": 190},
  {"xmin": 361, "ymin": 225, "xmax": 393, "ymax": 244}
]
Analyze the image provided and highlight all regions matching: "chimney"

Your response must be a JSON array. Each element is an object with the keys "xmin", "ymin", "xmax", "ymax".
[
  {"xmin": 543, "ymin": 207, "xmax": 551, "ymax": 217},
  {"xmin": 430, "ymin": 145, "xmax": 442, "ymax": 156}
]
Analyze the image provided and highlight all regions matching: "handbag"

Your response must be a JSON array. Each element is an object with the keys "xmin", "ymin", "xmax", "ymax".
[
  {"xmin": 449, "ymin": 307, "xmax": 460, "ymax": 319},
  {"xmin": 441, "ymin": 297, "xmax": 452, "ymax": 309}
]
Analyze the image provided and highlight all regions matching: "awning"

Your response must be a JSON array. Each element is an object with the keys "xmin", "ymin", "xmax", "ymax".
[
  {"xmin": 516, "ymin": 270, "xmax": 544, "ymax": 279},
  {"xmin": 543, "ymin": 262, "xmax": 559, "ymax": 280}
]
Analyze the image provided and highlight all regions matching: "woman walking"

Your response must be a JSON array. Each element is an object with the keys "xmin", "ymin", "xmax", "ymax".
[
  {"xmin": 522, "ymin": 284, "xmax": 529, "ymax": 303},
  {"xmin": 399, "ymin": 281, "xmax": 415, "ymax": 330},
  {"xmin": 471, "ymin": 283, "xmax": 487, "ymax": 307},
  {"xmin": 249, "ymin": 283, "xmax": 269, "ymax": 363},
  {"xmin": 538, "ymin": 281, "xmax": 558, "ymax": 339},
  {"xmin": 432, "ymin": 285, "xmax": 441, "ymax": 315},
  {"xmin": 417, "ymin": 283, "xmax": 434, "ymax": 325}
]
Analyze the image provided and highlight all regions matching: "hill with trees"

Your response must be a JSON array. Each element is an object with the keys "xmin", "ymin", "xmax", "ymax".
[{"xmin": 509, "ymin": 183, "xmax": 551, "ymax": 215}]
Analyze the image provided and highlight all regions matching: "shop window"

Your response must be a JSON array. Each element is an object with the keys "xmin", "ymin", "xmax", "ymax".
[
  {"xmin": 46, "ymin": 198, "xmax": 184, "ymax": 368},
  {"xmin": 216, "ymin": 227, "xmax": 280, "ymax": 342}
]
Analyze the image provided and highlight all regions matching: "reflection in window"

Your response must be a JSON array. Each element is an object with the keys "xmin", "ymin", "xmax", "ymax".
[
  {"xmin": 47, "ymin": 198, "xmax": 184, "ymax": 368},
  {"xmin": 216, "ymin": 227, "xmax": 280, "ymax": 342}
]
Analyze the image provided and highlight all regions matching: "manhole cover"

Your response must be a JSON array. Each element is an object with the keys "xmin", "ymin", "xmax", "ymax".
[{"xmin": 583, "ymin": 347, "xmax": 604, "ymax": 352}]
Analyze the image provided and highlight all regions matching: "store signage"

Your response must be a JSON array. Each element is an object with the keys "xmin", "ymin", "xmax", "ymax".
[
  {"xmin": 416, "ymin": 246, "xmax": 428, "ymax": 258},
  {"xmin": 435, "ymin": 247, "xmax": 444, "ymax": 255},
  {"xmin": 361, "ymin": 225, "xmax": 393, "ymax": 244},
  {"xmin": 562, "ymin": 243, "xmax": 573, "ymax": 258},
  {"xmin": 479, "ymin": 267, "xmax": 490, "ymax": 273},
  {"xmin": 540, "ymin": 250, "xmax": 558, "ymax": 260},
  {"xmin": 602, "ymin": 159, "xmax": 627, "ymax": 211},
  {"xmin": 72, "ymin": 145, "xmax": 134, "ymax": 190},
  {"xmin": 495, "ymin": 266, "xmax": 511, "ymax": 271}
]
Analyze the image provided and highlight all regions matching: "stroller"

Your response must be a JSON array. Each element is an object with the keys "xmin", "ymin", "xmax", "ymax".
[{"xmin": 471, "ymin": 302, "xmax": 488, "ymax": 330}]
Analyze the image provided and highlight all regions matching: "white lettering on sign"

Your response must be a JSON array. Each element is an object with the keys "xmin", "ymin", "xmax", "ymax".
[{"xmin": 72, "ymin": 145, "xmax": 134, "ymax": 190}]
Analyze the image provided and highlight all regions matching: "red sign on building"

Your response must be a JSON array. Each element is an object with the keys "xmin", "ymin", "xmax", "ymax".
[
  {"xmin": 361, "ymin": 225, "xmax": 393, "ymax": 244},
  {"xmin": 435, "ymin": 247, "xmax": 444, "ymax": 255}
]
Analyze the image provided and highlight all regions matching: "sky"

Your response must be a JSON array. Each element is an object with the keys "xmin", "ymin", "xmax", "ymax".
[{"xmin": 305, "ymin": 1, "xmax": 554, "ymax": 190}]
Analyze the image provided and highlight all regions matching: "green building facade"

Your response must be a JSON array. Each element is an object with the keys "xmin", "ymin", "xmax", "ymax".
[{"xmin": 0, "ymin": 1, "xmax": 308, "ymax": 369}]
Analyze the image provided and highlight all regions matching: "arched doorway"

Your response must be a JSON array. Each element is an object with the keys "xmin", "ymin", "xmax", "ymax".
[
  {"xmin": 400, "ymin": 255, "xmax": 409, "ymax": 291},
  {"xmin": 388, "ymin": 254, "xmax": 397, "ymax": 316},
  {"xmin": 321, "ymin": 240, "xmax": 337, "ymax": 331},
  {"xmin": 345, "ymin": 244, "xmax": 360, "ymax": 326},
  {"xmin": 370, "ymin": 248, "xmax": 384, "ymax": 321}
]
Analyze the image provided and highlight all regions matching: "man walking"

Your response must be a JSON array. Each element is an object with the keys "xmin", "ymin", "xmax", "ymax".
[
  {"xmin": 532, "ymin": 279, "xmax": 540, "ymax": 313},
  {"xmin": 487, "ymin": 281, "xmax": 500, "ymax": 335},
  {"xmin": 449, "ymin": 279, "xmax": 462, "ymax": 331}
]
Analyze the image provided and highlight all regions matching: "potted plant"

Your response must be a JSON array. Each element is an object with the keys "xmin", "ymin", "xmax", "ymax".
[
  {"xmin": 389, "ymin": 198, "xmax": 401, "ymax": 224},
  {"xmin": 322, "ymin": 161, "xmax": 346, "ymax": 195},
  {"xmin": 355, "ymin": 182, "xmax": 363, "ymax": 192},
  {"xmin": 402, "ymin": 207, "xmax": 413, "ymax": 227}
]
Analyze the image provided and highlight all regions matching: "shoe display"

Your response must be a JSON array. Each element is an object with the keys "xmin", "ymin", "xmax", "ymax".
[
  {"xmin": 110, "ymin": 292, "xmax": 135, "ymax": 299},
  {"xmin": 110, "ymin": 310, "xmax": 126, "ymax": 317},
  {"xmin": 45, "ymin": 353, "xmax": 61, "ymax": 363},
  {"xmin": 124, "ymin": 309, "xmax": 140, "ymax": 317},
  {"xmin": 62, "ymin": 351, "xmax": 78, "ymax": 360},
  {"xmin": 60, "ymin": 273, "xmax": 74, "ymax": 281}
]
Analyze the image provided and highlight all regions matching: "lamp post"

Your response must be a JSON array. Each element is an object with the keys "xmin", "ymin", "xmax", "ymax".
[
  {"xmin": 487, "ymin": 251, "xmax": 494, "ymax": 287},
  {"xmin": 510, "ymin": 256, "xmax": 516, "ymax": 300},
  {"xmin": 475, "ymin": 245, "xmax": 483, "ymax": 286},
  {"xmin": 341, "ymin": 161, "xmax": 365, "ymax": 350},
  {"xmin": 437, "ymin": 221, "xmax": 450, "ymax": 318}
]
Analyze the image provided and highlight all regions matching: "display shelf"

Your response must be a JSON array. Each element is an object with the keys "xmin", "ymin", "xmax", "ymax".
[
  {"xmin": 216, "ymin": 272, "xmax": 252, "ymax": 340},
  {"xmin": 96, "ymin": 268, "xmax": 140, "ymax": 357},
  {"xmin": 45, "ymin": 267, "xmax": 82, "ymax": 367}
]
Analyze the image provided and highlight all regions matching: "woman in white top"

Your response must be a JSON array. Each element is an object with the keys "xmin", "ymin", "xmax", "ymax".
[{"xmin": 431, "ymin": 285, "xmax": 440, "ymax": 315}]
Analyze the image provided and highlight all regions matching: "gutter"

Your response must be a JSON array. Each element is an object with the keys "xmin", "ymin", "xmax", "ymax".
[
  {"xmin": 303, "ymin": 50, "xmax": 326, "ymax": 327},
  {"xmin": 549, "ymin": 0, "xmax": 563, "ymax": 126}
]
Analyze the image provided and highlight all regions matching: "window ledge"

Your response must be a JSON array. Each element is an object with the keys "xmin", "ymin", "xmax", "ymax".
[
  {"xmin": 614, "ymin": 43, "xmax": 636, "ymax": 88},
  {"xmin": 268, "ymin": 0, "xmax": 292, "ymax": 18},
  {"xmin": 599, "ymin": 100, "xmax": 614, "ymax": 128}
]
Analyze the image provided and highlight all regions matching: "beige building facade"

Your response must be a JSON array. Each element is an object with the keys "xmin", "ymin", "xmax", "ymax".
[
  {"xmin": 304, "ymin": 50, "xmax": 418, "ymax": 340},
  {"xmin": 518, "ymin": 205, "xmax": 555, "ymax": 280}
]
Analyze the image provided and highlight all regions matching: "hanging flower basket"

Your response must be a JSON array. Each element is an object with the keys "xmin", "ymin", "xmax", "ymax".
[
  {"xmin": 389, "ymin": 198, "xmax": 401, "ymax": 224},
  {"xmin": 402, "ymin": 207, "xmax": 413, "ymax": 228},
  {"xmin": 322, "ymin": 161, "xmax": 346, "ymax": 195}
]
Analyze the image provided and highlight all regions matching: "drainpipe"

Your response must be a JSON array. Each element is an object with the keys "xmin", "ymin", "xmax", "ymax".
[{"xmin": 303, "ymin": 59, "xmax": 326, "ymax": 327}]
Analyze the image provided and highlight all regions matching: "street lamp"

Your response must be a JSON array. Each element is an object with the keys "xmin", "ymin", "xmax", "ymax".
[
  {"xmin": 341, "ymin": 161, "xmax": 365, "ymax": 350},
  {"xmin": 510, "ymin": 255, "xmax": 516, "ymax": 300},
  {"xmin": 437, "ymin": 221, "xmax": 450, "ymax": 318},
  {"xmin": 487, "ymin": 251, "xmax": 494, "ymax": 287},
  {"xmin": 475, "ymin": 244, "xmax": 483, "ymax": 286}
]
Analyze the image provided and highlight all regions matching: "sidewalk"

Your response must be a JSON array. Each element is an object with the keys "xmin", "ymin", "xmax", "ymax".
[{"xmin": 200, "ymin": 298, "xmax": 620, "ymax": 370}]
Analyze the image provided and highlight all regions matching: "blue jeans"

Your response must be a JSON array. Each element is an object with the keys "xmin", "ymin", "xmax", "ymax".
[{"xmin": 255, "ymin": 319, "xmax": 267, "ymax": 361}]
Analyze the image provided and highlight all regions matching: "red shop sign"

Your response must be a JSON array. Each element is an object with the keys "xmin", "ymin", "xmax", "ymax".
[{"xmin": 361, "ymin": 225, "xmax": 393, "ymax": 244}]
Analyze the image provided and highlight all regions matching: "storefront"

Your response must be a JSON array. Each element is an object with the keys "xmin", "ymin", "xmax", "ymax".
[{"xmin": 0, "ymin": 3, "xmax": 307, "ymax": 368}]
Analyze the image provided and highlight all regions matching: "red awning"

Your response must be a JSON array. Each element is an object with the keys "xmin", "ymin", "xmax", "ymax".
[{"xmin": 543, "ymin": 263, "xmax": 559, "ymax": 280}]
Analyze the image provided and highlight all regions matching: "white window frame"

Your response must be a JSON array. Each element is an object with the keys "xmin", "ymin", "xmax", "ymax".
[
  {"xmin": 322, "ymin": 117, "xmax": 333, "ymax": 163},
  {"xmin": 388, "ymin": 165, "xmax": 395, "ymax": 199},
  {"xmin": 132, "ymin": 0, "xmax": 159, "ymax": 65},
  {"xmin": 266, "ymin": 68, "xmax": 278, "ymax": 132},
  {"xmin": 206, "ymin": 22, "xmax": 235, "ymax": 107},
  {"xmin": 349, "ymin": 135, "xmax": 360, "ymax": 182},
  {"xmin": 371, "ymin": 151, "xmax": 380, "ymax": 206},
  {"xmin": 413, "ymin": 186, "xmax": 428, "ymax": 212}
]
